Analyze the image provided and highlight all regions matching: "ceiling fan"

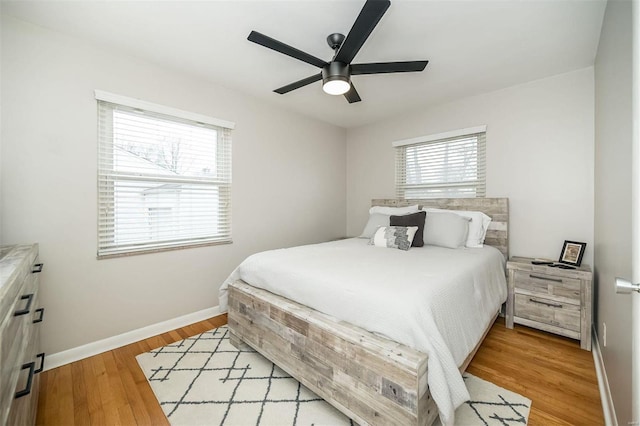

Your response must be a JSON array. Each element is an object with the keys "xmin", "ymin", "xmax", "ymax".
[{"xmin": 247, "ymin": 0, "xmax": 429, "ymax": 103}]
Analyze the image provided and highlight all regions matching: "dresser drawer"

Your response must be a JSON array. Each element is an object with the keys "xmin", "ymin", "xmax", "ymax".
[
  {"xmin": 8, "ymin": 372, "xmax": 40, "ymax": 426},
  {"xmin": 514, "ymin": 270, "xmax": 581, "ymax": 302},
  {"xmin": 514, "ymin": 293, "xmax": 580, "ymax": 332}
]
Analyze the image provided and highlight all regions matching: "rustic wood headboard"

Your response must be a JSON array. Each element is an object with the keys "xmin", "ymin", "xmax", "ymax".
[{"xmin": 371, "ymin": 198, "xmax": 509, "ymax": 259}]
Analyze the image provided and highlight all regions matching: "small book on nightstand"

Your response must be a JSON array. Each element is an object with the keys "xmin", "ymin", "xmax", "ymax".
[{"xmin": 531, "ymin": 258, "xmax": 577, "ymax": 269}]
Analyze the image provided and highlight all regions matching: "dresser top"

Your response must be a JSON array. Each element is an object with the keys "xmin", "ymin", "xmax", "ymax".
[
  {"xmin": 508, "ymin": 256, "xmax": 592, "ymax": 279},
  {"xmin": 0, "ymin": 244, "xmax": 39, "ymax": 299}
]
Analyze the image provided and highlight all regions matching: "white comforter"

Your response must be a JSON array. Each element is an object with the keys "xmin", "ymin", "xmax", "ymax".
[{"xmin": 218, "ymin": 238, "xmax": 507, "ymax": 426}]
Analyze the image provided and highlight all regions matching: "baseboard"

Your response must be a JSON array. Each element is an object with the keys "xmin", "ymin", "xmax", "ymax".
[
  {"xmin": 592, "ymin": 325, "xmax": 618, "ymax": 426},
  {"xmin": 44, "ymin": 306, "xmax": 221, "ymax": 371}
]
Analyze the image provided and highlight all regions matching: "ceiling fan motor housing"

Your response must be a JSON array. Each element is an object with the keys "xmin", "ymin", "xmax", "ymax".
[{"xmin": 322, "ymin": 61, "xmax": 350, "ymax": 85}]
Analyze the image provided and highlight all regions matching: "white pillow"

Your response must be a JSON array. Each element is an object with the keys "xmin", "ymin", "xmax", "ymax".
[
  {"xmin": 369, "ymin": 204, "xmax": 419, "ymax": 215},
  {"xmin": 359, "ymin": 213, "xmax": 391, "ymax": 238},
  {"xmin": 422, "ymin": 208, "xmax": 491, "ymax": 248},
  {"xmin": 360, "ymin": 205, "xmax": 420, "ymax": 238},
  {"xmin": 370, "ymin": 226, "xmax": 419, "ymax": 251},
  {"xmin": 423, "ymin": 212, "xmax": 470, "ymax": 249}
]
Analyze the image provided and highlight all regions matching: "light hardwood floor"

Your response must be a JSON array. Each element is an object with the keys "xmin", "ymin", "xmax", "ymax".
[{"xmin": 36, "ymin": 315, "xmax": 604, "ymax": 425}]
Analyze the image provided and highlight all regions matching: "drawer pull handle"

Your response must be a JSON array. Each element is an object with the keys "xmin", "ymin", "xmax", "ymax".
[
  {"xmin": 33, "ymin": 307, "xmax": 45, "ymax": 324},
  {"xmin": 529, "ymin": 274, "xmax": 563, "ymax": 283},
  {"xmin": 35, "ymin": 353, "xmax": 46, "ymax": 374},
  {"xmin": 14, "ymin": 294, "xmax": 34, "ymax": 316},
  {"xmin": 529, "ymin": 298, "xmax": 563, "ymax": 309},
  {"xmin": 32, "ymin": 263, "xmax": 44, "ymax": 273},
  {"xmin": 15, "ymin": 362, "xmax": 35, "ymax": 399}
]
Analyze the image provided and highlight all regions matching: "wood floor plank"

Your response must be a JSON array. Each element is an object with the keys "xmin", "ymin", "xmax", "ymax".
[
  {"xmin": 174, "ymin": 328, "xmax": 192, "ymax": 340},
  {"xmin": 43, "ymin": 366, "xmax": 61, "ymax": 425},
  {"xmin": 55, "ymin": 364, "xmax": 75, "ymax": 426},
  {"xmin": 91, "ymin": 353, "xmax": 121, "ymax": 425},
  {"xmin": 35, "ymin": 314, "xmax": 603, "ymax": 425},
  {"xmin": 35, "ymin": 365, "xmax": 48, "ymax": 426},
  {"xmin": 112, "ymin": 343, "xmax": 156, "ymax": 426},
  {"xmin": 144, "ymin": 335, "xmax": 166, "ymax": 351},
  {"xmin": 167, "ymin": 329, "xmax": 184, "ymax": 343},
  {"xmin": 70, "ymin": 360, "xmax": 90, "ymax": 426},
  {"xmin": 528, "ymin": 409, "xmax": 576, "ymax": 426},
  {"xmin": 117, "ymin": 403, "xmax": 139, "ymax": 426},
  {"xmin": 81, "ymin": 357, "xmax": 106, "ymax": 426},
  {"xmin": 103, "ymin": 350, "xmax": 137, "ymax": 424},
  {"xmin": 125, "ymin": 342, "xmax": 170, "ymax": 426}
]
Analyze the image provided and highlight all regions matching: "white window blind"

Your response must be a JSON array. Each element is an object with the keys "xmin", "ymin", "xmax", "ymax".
[
  {"xmin": 394, "ymin": 128, "xmax": 486, "ymax": 199},
  {"xmin": 97, "ymin": 94, "xmax": 233, "ymax": 258}
]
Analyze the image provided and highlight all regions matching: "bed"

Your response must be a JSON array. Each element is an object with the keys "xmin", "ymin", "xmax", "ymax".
[{"xmin": 219, "ymin": 198, "xmax": 509, "ymax": 426}]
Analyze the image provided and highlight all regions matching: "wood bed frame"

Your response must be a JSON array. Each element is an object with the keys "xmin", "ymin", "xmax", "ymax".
[{"xmin": 228, "ymin": 198, "xmax": 509, "ymax": 425}]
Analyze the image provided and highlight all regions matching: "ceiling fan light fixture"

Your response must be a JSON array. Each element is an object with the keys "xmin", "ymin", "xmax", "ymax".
[
  {"xmin": 323, "ymin": 78, "xmax": 350, "ymax": 95},
  {"xmin": 321, "ymin": 61, "xmax": 350, "ymax": 95}
]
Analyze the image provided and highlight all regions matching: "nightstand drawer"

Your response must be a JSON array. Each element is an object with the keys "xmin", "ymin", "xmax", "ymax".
[
  {"xmin": 514, "ymin": 270, "xmax": 580, "ymax": 302},
  {"xmin": 514, "ymin": 294, "xmax": 580, "ymax": 332}
]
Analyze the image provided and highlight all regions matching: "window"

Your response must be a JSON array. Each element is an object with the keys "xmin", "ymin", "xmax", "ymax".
[
  {"xmin": 96, "ymin": 91, "xmax": 234, "ymax": 258},
  {"xmin": 394, "ymin": 126, "xmax": 486, "ymax": 199}
]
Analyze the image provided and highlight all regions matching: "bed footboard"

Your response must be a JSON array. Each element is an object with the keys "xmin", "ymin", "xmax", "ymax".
[{"xmin": 228, "ymin": 280, "xmax": 438, "ymax": 426}]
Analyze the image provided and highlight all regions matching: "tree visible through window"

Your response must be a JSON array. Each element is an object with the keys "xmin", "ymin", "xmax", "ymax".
[{"xmin": 97, "ymin": 93, "xmax": 233, "ymax": 257}]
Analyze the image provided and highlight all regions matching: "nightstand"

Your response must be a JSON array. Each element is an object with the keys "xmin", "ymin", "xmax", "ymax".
[{"xmin": 506, "ymin": 256, "xmax": 593, "ymax": 350}]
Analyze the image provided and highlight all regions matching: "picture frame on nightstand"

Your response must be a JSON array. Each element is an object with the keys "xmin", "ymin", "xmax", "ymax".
[{"xmin": 558, "ymin": 240, "xmax": 586, "ymax": 266}]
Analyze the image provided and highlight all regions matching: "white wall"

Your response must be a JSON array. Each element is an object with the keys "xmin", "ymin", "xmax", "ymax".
[
  {"xmin": 346, "ymin": 68, "xmax": 595, "ymax": 265},
  {"xmin": 594, "ymin": 0, "xmax": 634, "ymax": 423},
  {"xmin": 0, "ymin": 16, "xmax": 346, "ymax": 355}
]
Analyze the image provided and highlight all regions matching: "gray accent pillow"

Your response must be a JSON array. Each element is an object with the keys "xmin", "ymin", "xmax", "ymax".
[
  {"xmin": 424, "ymin": 212, "xmax": 471, "ymax": 249},
  {"xmin": 370, "ymin": 226, "xmax": 419, "ymax": 251},
  {"xmin": 359, "ymin": 213, "xmax": 391, "ymax": 238}
]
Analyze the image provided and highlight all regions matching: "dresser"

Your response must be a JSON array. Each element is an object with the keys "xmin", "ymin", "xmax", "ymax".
[
  {"xmin": 0, "ymin": 244, "xmax": 45, "ymax": 425},
  {"xmin": 505, "ymin": 256, "xmax": 593, "ymax": 350}
]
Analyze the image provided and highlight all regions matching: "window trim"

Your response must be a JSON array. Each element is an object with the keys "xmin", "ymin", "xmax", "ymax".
[
  {"xmin": 95, "ymin": 91, "xmax": 234, "ymax": 259},
  {"xmin": 94, "ymin": 90, "xmax": 235, "ymax": 129},
  {"xmin": 391, "ymin": 125, "xmax": 486, "ymax": 147}
]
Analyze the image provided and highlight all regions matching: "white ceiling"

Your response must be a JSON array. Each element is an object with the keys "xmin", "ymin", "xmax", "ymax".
[{"xmin": 2, "ymin": 0, "xmax": 606, "ymax": 128}]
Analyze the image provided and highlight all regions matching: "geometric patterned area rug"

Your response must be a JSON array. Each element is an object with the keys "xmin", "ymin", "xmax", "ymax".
[{"xmin": 136, "ymin": 325, "xmax": 531, "ymax": 425}]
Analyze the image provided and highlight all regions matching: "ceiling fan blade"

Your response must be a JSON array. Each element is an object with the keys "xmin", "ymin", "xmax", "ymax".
[
  {"xmin": 334, "ymin": 0, "xmax": 390, "ymax": 64},
  {"xmin": 274, "ymin": 73, "xmax": 323, "ymax": 94},
  {"xmin": 248, "ymin": 31, "xmax": 327, "ymax": 68},
  {"xmin": 344, "ymin": 84, "xmax": 362, "ymax": 103},
  {"xmin": 351, "ymin": 60, "xmax": 429, "ymax": 75}
]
